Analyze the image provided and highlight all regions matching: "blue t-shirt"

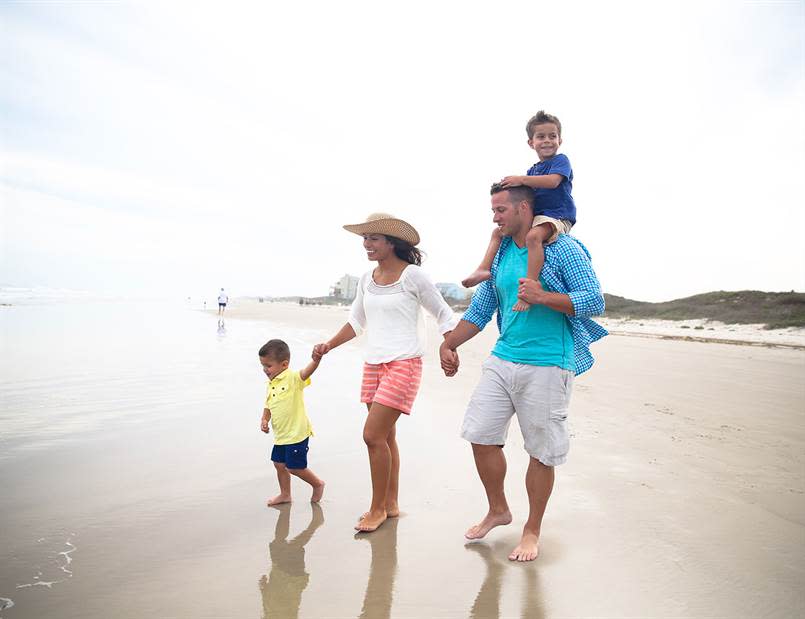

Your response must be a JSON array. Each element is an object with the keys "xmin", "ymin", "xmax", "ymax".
[
  {"xmin": 527, "ymin": 153, "xmax": 576, "ymax": 224},
  {"xmin": 491, "ymin": 241, "xmax": 575, "ymax": 371}
]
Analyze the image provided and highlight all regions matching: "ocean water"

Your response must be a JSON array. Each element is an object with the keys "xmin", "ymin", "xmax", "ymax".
[{"xmin": 0, "ymin": 299, "xmax": 366, "ymax": 619}]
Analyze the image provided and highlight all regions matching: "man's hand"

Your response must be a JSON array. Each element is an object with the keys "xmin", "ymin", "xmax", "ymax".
[
  {"xmin": 499, "ymin": 175, "xmax": 526, "ymax": 188},
  {"xmin": 439, "ymin": 341, "xmax": 459, "ymax": 377},
  {"xmin": 517, "ymin": 277, "xmax": 547, "ymax": 305}
]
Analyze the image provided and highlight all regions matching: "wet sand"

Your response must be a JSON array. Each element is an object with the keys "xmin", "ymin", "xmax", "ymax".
[{"xmin": 2, "ymin": 300, "xmax": 804, "ymax": 618}]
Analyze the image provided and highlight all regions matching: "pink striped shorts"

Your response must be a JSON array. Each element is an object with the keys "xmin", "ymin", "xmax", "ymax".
[{"xmin": 360, "ymin": 357, "xmax": 423, "ymax": 415}]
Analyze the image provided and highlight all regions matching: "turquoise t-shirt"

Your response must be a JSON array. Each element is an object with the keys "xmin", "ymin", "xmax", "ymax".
[{"xmin": 492, "ymin": 242, "xmax": 575, "ymax": 371}]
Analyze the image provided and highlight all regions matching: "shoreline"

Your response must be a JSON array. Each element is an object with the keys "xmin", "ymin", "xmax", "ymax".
[{"xmin": 210, "ymin": 299, "xmax": 805, "ymax": 349}]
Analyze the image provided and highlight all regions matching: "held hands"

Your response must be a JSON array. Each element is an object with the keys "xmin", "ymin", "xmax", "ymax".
[
  {"xmin": 312, "ymin": 342, "xmax": 331, "ymax": 360},
  {"xmin": 439, "ymin": 341, "xmax": 459, "ymax": 377}
]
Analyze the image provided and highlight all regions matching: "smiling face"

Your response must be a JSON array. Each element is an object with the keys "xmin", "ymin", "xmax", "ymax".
[
  {"xmin": 527, "ymin": 122, "xmax": 562, "ymax": 161},
  {"xmin": 491, "ymin": 190, "xmax": 531, "ymax": 238},
  {"xmin": 259, "ymin": 355, "xmax": 289, "ymax": 380},
  {"xmin": 362, "ymin": 233, "xmax": 395, "ymax": 262}
]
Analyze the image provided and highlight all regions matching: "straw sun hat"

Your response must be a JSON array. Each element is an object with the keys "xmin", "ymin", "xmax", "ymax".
[{"xmin": 342, "ymin": 213, "xmax": 420, "ymax": 246}]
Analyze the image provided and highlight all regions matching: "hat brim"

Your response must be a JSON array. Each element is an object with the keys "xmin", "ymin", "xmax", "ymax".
[{"xmin": 343, "ymin": 218, "xmax": 420, "ymax": 246}]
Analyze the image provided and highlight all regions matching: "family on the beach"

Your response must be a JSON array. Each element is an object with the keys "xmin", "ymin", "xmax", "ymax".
[{"xmin": 258, "ymin": 111, "xmax": 606, "ymax": 562}]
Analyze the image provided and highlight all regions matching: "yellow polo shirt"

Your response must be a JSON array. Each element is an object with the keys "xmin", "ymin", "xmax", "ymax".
[{"xmin": 265, "ymin": 369, "xmax": 313, "ymax": 445}]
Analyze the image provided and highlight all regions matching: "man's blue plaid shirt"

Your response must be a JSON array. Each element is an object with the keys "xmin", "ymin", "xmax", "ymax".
[{"xmin": 462, "ymin": 234, "xmax": 607, "ymax": 375}]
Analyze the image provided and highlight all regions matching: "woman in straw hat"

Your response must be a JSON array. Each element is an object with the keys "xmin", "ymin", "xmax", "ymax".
[{"xmin": 313, "ymin": 213, "xmax": 458, "ymax": 532}]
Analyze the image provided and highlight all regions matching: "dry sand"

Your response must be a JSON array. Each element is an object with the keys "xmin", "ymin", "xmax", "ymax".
[
  {"xmin": 213, "ymin": 299, "xmax": 805, "ymax": 618},
  {"xmin": 3, "ymin": 299, "xmax": 802, "ymax": 618}
]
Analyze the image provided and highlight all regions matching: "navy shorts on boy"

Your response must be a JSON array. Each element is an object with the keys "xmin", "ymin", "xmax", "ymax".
[{"xmin": 271, "ymin": 437, "xmax": 310, "ymax": 469}]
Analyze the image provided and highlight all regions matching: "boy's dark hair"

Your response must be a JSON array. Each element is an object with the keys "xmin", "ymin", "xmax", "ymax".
[
  {"xmin": 526, "ymin": 110, "xmax": 562, "ymax": 139},
  {"xmin": 258, "ymin": 339, "xmax": 291, "ymax": 361},
  {"xmin": 490, "ymin": 182, "xmax": 535, "ymax": 209},
  {"xmin": 385, "ymin": 235, "xmax": 423, "ymax": 266}
]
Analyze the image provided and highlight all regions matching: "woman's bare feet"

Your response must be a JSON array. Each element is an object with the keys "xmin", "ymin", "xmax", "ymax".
[
  {"xmin": 311, "ymin": 481, "xmax": 325, "ymax": 503},
  {"xmin": 355, "ymin": 509, "xmax": 387, "ymax": 532},
  {"xmin": 267, "ymin": 493, "xmax": 292, "ymax": 506},
  {"xmin": 465, "ymin": 510, "xmax": 512, "ymax": 539},
  {"xmin": 359, "ymin": 502, "xmax": 399, "ymax": 520},
  {"xmin": 508, "ymin": 531, "xmax": 539, "ymax": 561},
  {"xmin": 462, "ymin": 269, "xmax": 492, "ymax": 288}
]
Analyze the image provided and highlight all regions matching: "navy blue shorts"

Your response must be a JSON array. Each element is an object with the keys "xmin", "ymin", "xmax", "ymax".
[{"xmin": 271, "ymin": 437, "xmax": 310, "ymax": 470}]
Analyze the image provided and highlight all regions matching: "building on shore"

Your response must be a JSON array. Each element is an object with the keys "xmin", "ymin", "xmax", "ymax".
[{"xmin": 330, "ymin": 274, "xmax": 359, "ymax": 301}]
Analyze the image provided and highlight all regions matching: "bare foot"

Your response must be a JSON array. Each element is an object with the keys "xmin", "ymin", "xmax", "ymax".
[
  {"xmin": 465, "ymin": 510, "xmax": 512, "ymax": 540},
  {"xmin": 355, "ymin": 509, "xmax": 387, "ymax": 532},
  {"xmin": 267, "ymin": 493, "xmax": 291, "ymax": 506},
  {"xmin": 508, "ymin": 531, "xmax": 539, "ymax": 561},
  {"xmin": 512, "ymin": 299, "xmax": 531, "ymax": 312},
  {"xmin": 359, "ymin": 506, "xmax": 400, "ymax": 520},
  {"xmin": 311, "ymin": 481, "xmax": 325, "ymax": 503},
  {"xmin": 462, "ymin": 269, "xmax": 492, "ymax": 288}
]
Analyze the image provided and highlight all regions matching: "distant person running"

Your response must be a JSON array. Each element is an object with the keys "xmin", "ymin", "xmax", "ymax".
[
  {"xmin": 218, "ymin": 288, "xmax": 228, "ymax": 316},
  {"xmin": 313, "ymin": 213, "xmax": 457, "ymax": 533},
  {"xmin": 259, "ymin": 339, "xmax": 326, "ymax": 506},
  {"xmin": 463, "ymin": 111, "xmax": 577, "ymax": 313}
]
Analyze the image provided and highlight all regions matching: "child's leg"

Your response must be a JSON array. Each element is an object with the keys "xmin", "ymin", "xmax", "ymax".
[
  {"xmin": 462, "ymin": 227, "xmax": 504, "ymax": 288},
  {"xmin": 268, "ymin": 462, "xmax": 292, "ymax": 506},
  {"xmin": 512, "ymin": 224, "xmax": 552, "ymax": 312},
  {"xmin": 289, "ymin": 467, "xmax": 326, "ymax": 502}
]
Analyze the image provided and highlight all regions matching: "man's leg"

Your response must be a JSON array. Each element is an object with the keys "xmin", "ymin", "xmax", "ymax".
[
  {"xmin": 509, "ymin": 457, "xmax": 553, "ymax": 561},
  {"xmin": 465, "ymin": 444, "xmax": 513, "ymax": 539}
]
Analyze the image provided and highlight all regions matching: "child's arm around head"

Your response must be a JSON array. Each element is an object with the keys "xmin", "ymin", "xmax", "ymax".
[{"xmin": 500, "ymin": 174, "xmax": 563, "ymax": 190}]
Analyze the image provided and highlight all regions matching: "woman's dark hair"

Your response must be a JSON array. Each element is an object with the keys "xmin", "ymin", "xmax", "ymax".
[{"xmin": 385, "ymin": 235, "xmax": 423, "ymax": 266}]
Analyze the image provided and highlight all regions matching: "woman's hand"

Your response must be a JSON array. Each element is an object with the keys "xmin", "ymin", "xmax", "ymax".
[{"xmin": 313, "ymin": 342, "xmax": 331, "ymax": 358}]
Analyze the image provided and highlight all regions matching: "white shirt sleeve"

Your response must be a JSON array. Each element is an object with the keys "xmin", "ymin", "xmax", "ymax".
[
  {"xmin": 402, "ymin": 266, "xmax": 459, "ymax": 335},
  {"xmin": 347, "ymin": 272, "xmax": 369, "ymax": 337}
]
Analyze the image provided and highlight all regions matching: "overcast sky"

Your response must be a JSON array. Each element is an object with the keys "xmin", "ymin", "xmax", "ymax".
[{"xmin": 2, "ymin": 0, "xmax": 803, "ymax": 302}]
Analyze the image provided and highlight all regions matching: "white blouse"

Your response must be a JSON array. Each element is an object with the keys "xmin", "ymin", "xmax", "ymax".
[{"xmin": 348, "ymin": 265, "xmax": 458, "ymax": 364}]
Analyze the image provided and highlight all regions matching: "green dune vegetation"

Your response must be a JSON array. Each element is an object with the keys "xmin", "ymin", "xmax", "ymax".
[{"xmin": 603, "ymin": 291, "xmax": 805, "ymax": 330}]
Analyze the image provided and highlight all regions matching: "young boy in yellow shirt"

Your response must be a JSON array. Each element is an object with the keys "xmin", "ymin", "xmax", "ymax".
[{"xmin": 259, "ymin": 339, "xmax": 325, "ymax": 506}]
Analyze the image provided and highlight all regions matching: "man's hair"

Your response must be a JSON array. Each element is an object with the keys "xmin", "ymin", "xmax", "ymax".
[
  {"xmin": 258, "ymin": 339, "xmax": 290, "ymax": 361},
  {"xmin": 490, "ymin": 183, "xmax": 535, "ymax": 209},
  {"xmin": 526, "ymin": 110, "xmax": 562, "ymax": 139}
]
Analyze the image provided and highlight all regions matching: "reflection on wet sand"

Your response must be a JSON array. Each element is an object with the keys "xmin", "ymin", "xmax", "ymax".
[
  {"xmin": 259, "ymin": 503, "xmax": 324, "ymax": 619},
  {"xmin": 357, "ymin": 518, "xmax": 399, "ymax": 619},
  {"xmin": 467, "ymin": 541, "xmax": 545, "ymax": 619}
]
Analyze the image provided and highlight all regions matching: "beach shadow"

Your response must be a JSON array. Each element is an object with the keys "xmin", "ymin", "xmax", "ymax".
[
  {"xmin": 467, "ymin": 542, "xmax": 505, "ymax": 619},
  {"xmin": 355, "ymin": 518, "xmax": 399, "ymax": 619},
  {"xmin": 258, "ymin": 503, "xmax": 324, "ymax": 619},
  {"xmin": 466, "ymin": 541, "xmax": 546, "ymax": 619}
]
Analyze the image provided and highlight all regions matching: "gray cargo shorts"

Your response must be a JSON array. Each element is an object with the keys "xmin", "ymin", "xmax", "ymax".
[{"xmin": 460, "ymin": 355, "xmax": 575, "ymax": 466}]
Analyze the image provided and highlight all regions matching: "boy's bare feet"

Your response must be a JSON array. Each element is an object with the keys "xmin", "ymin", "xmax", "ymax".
[
  {"xmin": 462, "ymin": 269, "xmax": 492, "ymax": 288},
  {"xmin": 311, "ymin": 481, "xmax": 325, "ymax": 503},
  {"xmin": 465, "ymin": 510, "xmax": 512, "ymax": 539},
  {"xmin": 267, "ymin": 493, "xmax": 292, "ymax": 506},
  {"xmin": 355, "ymin": 509, "xmax": 387, "ymax": 532},
  {"xmin": 512, "ymin": 299, "xmax": 531, "ymax": 312},
  {"xmin": 508, "ymin": 531, "xmax": 539, "ymax": 561}
]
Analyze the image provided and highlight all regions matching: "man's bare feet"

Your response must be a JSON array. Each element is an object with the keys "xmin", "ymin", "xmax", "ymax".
[
  {"xmin": 512, "ymin": 299, "xmax": 531, "ymax": 312},
  {"xmin": 355, "ymin": 509, "xmax": 387, "ymax": 532},
  {"xmin": 465, "ymin": 510, "xmax": 512, "ymax": 539},
  {"xmin": 311, "ymin": 481, "xmax": 325, "ymax": 503},
  {"xmin": 267, "ymin": 493, "xmax": 291, "ymax": 506},
  {"xmin": 508, "ymin": 531, "xmax": 539, "ymax": 561},
  {"xmin": 462, "ymin": 269, "xmax": 492, "ymax": 288}
]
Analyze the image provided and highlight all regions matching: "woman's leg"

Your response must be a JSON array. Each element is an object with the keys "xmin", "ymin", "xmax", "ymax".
[{"xmin": 357, "ymin": 402, "xmax": 402, "ymax": 532}]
